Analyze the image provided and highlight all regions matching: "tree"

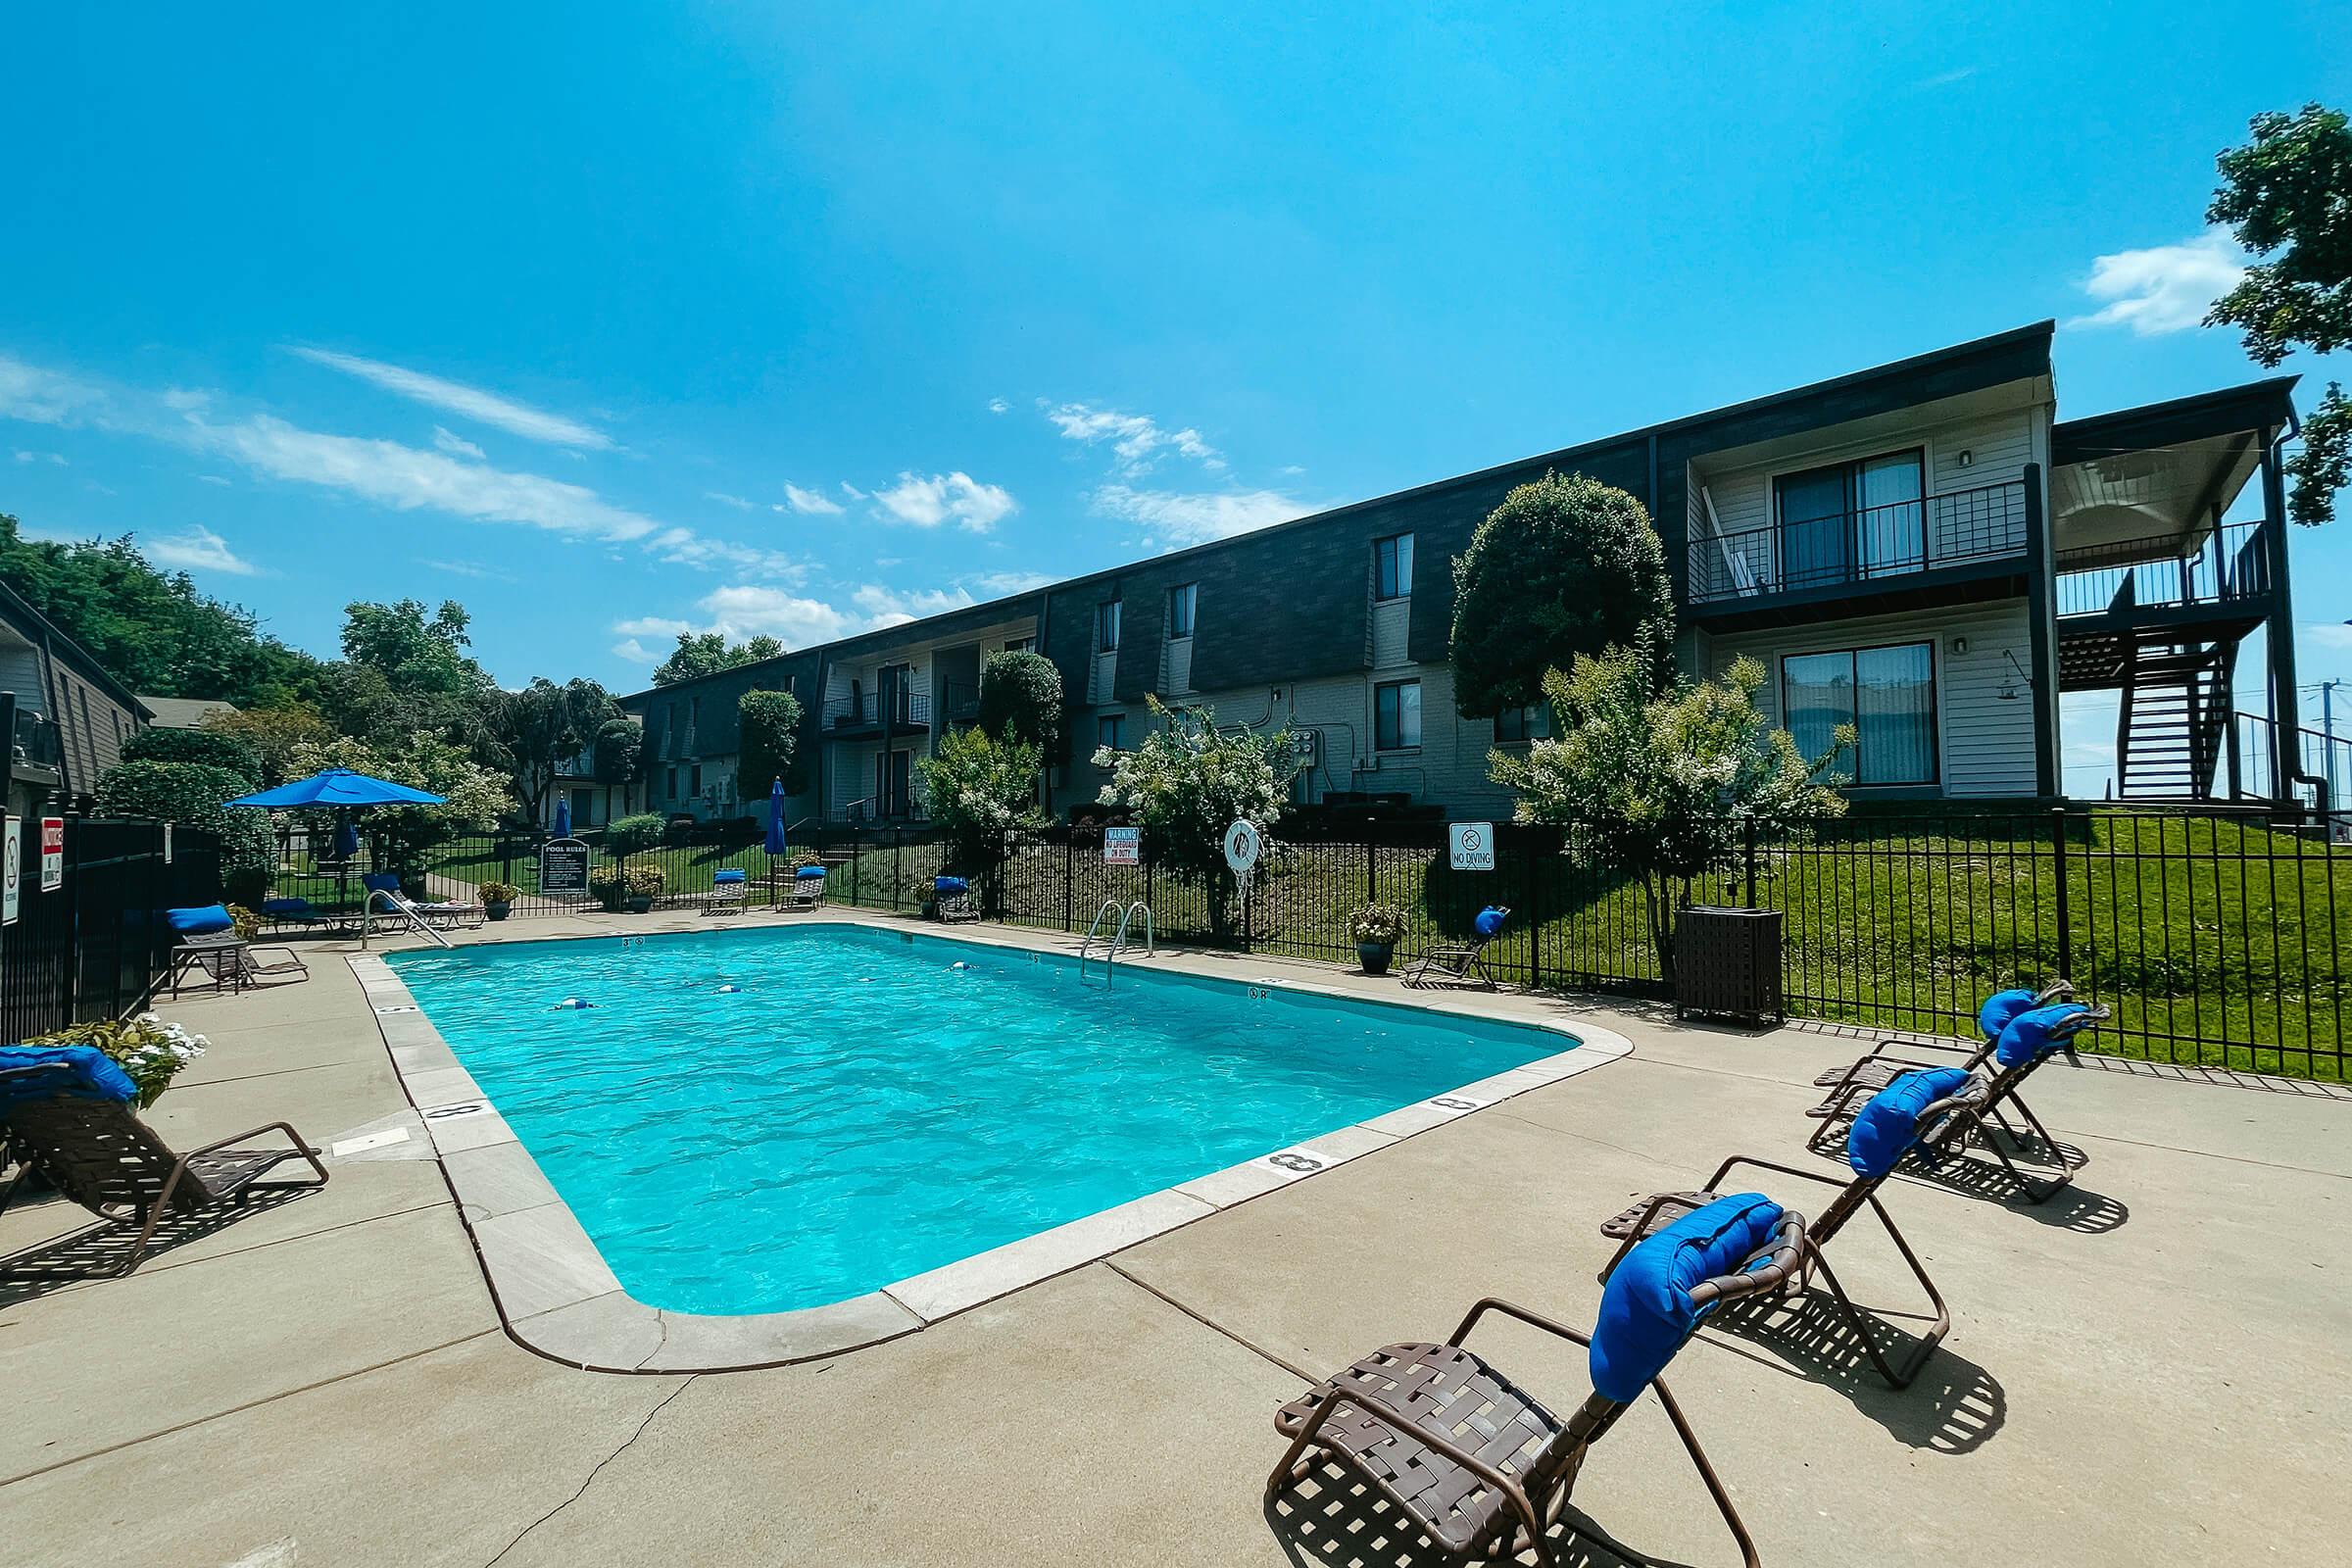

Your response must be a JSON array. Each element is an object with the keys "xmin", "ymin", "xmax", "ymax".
[
  {"xmin": 1448, "ymin": 472, "xmax": 1674, "ymax": 716},
  {"xmin": 914, "ymin": 724, "xmax": 1044, "ymax": 911},
  {"xmin": 285, "ymin": 733, "xmax": 513, "ymax": 877},
  {"xmin": 484, "ymin": 678, "xmax": 618, "ymax": 825},
  {"xmin": 651, "ymin": 631, "xmax": 784, "ymax": 686},
  {"xmin": 201, "ymin": 705, "xmax": 335, "ymax": 787},
  {"xmin": 737, "ymin": 690, "xmax": 806, "ymax": 801},
  {"xmin": 591, "ymin": 715, "xmax": 644, "ymax": 819},
  {"xmin": 317, "ymin": 599, "xmax": 496, "ymax": 747},
  {"xmin": 976, "ymin": 650, "xmax": 1064, "ymax": 757},
  {"xmin": 1094, "ymin": 698, "xmax": 1298, "ymax": 939},
  {"xmin": 1492, "ymin": 631, "xmax": 1849, "ymax": 984},
  {"xmin": 122, "ymin": 725, "xmax": 261, "ymax": 783},
  {"xmin": 2206, "ymin": 103, "xmax": 2352, "ymax": 524},
  {"xmin": 0, "ymin": 516, "xmax": 324, "ymax": 706},
  {"xmin": 93, "ymin": 760, "xmax": 276, "ymax": 905}
]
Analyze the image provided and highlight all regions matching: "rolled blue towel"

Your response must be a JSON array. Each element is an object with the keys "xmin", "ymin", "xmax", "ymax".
[
  {"xmin": 167, "ymin": 905, "xmax": 235, "ymax": 936},
  {"xmin": 0, "ymin": 1045, "xmax": 137, "ymax": 1109},
  {"xmin": 712, "ymin": 868, "xmax": 747, "ymax": 884},
  {"xmin": 935, "ymin": 876, "xmax": 969, "ymax": 896},
  {"xmin": 795, "ymin": 865, "xmax": 827, "ymax": 880}
]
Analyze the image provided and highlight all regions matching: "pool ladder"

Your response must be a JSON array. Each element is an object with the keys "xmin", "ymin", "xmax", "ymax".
[{"xmin": 1078, "ymin": 899, "xmax": 1154, "ymax": 984}]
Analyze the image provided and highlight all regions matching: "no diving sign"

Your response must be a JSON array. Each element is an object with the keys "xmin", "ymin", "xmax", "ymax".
[{"xmin": 1448, "ymin": 821, "xmax": 1494, "ymax": 871}]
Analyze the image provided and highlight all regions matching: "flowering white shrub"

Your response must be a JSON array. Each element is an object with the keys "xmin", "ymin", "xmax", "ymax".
[
  {"xmin": 18, "ymin": 1012, "xmax": 210, "ymax": 1108},
  {"xmin": 1094, "ymin": 698, "xmax": 1298, "ymax": 936},
  {"xmin": 915, "ymin": 725, "xmax": 1046, "ymax": 906}
]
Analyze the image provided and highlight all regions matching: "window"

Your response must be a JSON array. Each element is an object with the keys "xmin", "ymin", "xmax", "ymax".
[
  {"xmin": 1374, "ymin": 533, "xmax": 1415, "ymax": 601},
  {"xmin": 1774, "ymin": 450, "xmax": 1925, "ymax": 588},
  {"xmin": 1374, "ymin": 679, "xmax": 1422, "ymax": 751},
  {"xmin": 1098, "ymin": 601, "xmax": 1122, "ymax": 653},
  {"xmin": 1494, "ymin": 701, "xmax": 1551, "ymax": 744},
  {"xmin": 1004, "ymin": 635, "xmax": 1035, "ymax": 655},
  {"xmin": 1781, "ymin": 643, "xmax": 1936, "ymax": 786},
  {"xmin": 1168, "ymin": 583, "xmax": 1197, "ymax": 639},
  {"xmin": 664, "ymin": 766, "xmax": 677, "ymax": 798},
  {"xmin": 689, "ymin": 764, "xmax": 703, "ymax": 795},
  {"xmin": 1098, "ymin": 714, "xmax": 1126, "ymax": 752}
]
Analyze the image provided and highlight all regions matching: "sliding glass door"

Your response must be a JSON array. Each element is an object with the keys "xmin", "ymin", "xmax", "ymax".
[
  {"xmin": 1781, "ymin": 642, "xmax": 1936, "ymax": 786},
  {"xmin": 1774, "ymin": 449, "xmax": 1926, "ymax": 588}
]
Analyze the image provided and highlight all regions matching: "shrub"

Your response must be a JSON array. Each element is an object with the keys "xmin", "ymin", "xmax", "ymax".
[
  {"xmin": 604, "ymin": 812, "xmax": 667, "ymax": 856},
  {"xmin": 914, "ymin": 725, "xmax": 1044, "ymax": 909},
  {"xmin": 1348, "ymin": 904, "xmax": 1406, "ymax": 945},
  {"xmin": 1094, "ymin": 697, "xmax": 1298, "ymax": 939},
  {"xmin": 624, "ymin": 864, "xmax": 665, "ymax": 897},
  {"xmin": 587, "ymin": 863, "xmax": 626, "ymax": 910},
  {"xmin": 977, "ymin": 651, "xmax": 1064, "ymax": 758},
  {"xmin": 738, "ymin": 690, "xmax": 807, "ymax": 798},
  {"xmin": 480, "ymin": 880, "xmax": 520, "ymax": 904},
  {"xmin": 93, "ymin": 759, "xmax": 275, "ymax": 905},
  {"xmin": 17, "ymin": 1013, "xmax": 209, "ymax": 1108},
  {"xmin": 224, "ymin": 903, "xmax": 263, "ymax": 941},
  {"xmin": 123, "ymin": 725, "xmax": 262, "ymax": 784}
]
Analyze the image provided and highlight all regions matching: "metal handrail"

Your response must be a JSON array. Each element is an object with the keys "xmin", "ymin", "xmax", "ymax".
[
  {"xmin": 1688, "ymin": 477, "xmax": 2028, "ymax": 604},
  {"xmin": 361, "ymin": 889, "xmax": 452, "ymax": 950},
  {"xmin": 1078, "ymin": 899, "xmax": 1122, "ymax": 982},
  {"xmin": 1112, "ymin": 900, "xmax": 1153, "ymax": 961}
]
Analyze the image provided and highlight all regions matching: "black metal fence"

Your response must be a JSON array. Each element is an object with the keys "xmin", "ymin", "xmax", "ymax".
[
  {"xmin": 388, "ymin": 806, "xmax": 2346, "ymax": 1080},
  {"xmin": 0, "ymin": 817, "xmax": 223, "ymax": 1042}
]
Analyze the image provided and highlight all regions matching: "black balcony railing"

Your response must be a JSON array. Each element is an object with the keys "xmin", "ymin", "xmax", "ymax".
[
  {"xmin": 823, "ymin": 691, "xmax": 931, "ymax": 733},
  {"xmin": 940, "ymin": 680, "xmax": 980, "ymax": 724},
  {"xmin": 10, "ymin": 708, "xmax": 61, "ymax": 772},
  {"xmin": 2055, "ymin": 518, "xmax": 2270, "ymax": 618},
  {"xmin": 1688, "ymin": 478, "xmax": 2028, "ymax": 605}
]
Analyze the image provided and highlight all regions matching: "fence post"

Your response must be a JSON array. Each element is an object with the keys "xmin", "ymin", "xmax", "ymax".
[
  {"xmin": 1062, "ymin": 833, "xmax": 1073, "ymax": 931},
  {"xmin": 893, "ymin": 827, "xmax": 903, "ymax": 912},
  {"xmin": 2050, "ymin": 807, "xmax": 2073, "ymax": 982},
  {"xmin": 1742, "ymin": 814, "xmax": 1758, "ymax": 909}
]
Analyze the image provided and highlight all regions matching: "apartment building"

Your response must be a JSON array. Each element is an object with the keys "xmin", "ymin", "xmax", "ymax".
[
  {"xmin": 622, "ymin": 322, "xmax": 2310, "ymax": 824},
  {"xmin": 0, "ymin": 577, "xmax": 149, "ymax": 820}
]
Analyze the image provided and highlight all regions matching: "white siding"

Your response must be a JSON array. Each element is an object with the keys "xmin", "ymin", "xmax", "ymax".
[
  {"xmin": 1369, "ymin": 598, "xmax": 1411, "ymax": 669},
  {"xmin": 0, "ymin": 641, "xmax": 43, "ymax": 708},
  {"xmin": 1088, "ymin": 650, "xmax": 1117, "ymax": 705},
  {"xmin": 1704, "ymin": 600, "xmax": 2038, "ymax": 797},
  {"xmin": 1162, "ymin": 637, "xmax": 1194, "ymax": 695}
]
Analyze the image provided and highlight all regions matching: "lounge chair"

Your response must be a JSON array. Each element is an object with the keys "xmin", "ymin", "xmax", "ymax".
[
  {"xmin": 1270, "ymin": 1194, "xmax": 1804, "ymax": 1568},
  {"xmin": 1807, "ymin": 983, "xmax": 2071, "ymax": 1158},
  {"xmin": 780, "ymin": 865, "xmax": 826, "ymax": 910},
  {"xmin": 0, "ymin": 1047, "xmax": 327, "ymax": 1280},
  {"xmin": 933, "ymin": 875, "xmax": 978, "ymax": 923},
  {"xmin": 1402, "ymin": 906, "xmax": 1509, "ymax": 991},
  {"xmin": 258, "ymin": 896, "xmax": 334, "ymax": 935},
  {"xmin": 1806, "ymin": 1000, "xmax": 2107, "ymax": 1203},
  {"xmin": 362, "ymin": 873, "xmax": 484, "ymax": 931},
  {"xmin": 1597, "ymin": 1068, "xmax": 1989, "ymax": 1389},
  {"xmin": 170, "ymin": 941, "xmax": 310, "ymax": 998},
  {"xmin": 703, "ymin": 867, "xmax": 749, "ymax": 915}
]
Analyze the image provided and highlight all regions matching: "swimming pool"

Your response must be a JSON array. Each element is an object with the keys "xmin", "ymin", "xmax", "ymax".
[{"xmin": 388, "ymin": 924, "xmax": 1578, "ymax": 1316}]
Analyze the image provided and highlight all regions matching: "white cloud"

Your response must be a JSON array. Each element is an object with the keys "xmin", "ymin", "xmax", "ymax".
[
  {"xmin": 1916, "ymin": 66, "xmax": 1977, "ymax": 89},
  {"xmin": 1044, "ymin": 401, "xmax": 1222, "ymax": 475},
  {"xmin": 2070, "ymin": 229, "xmax": 2247, "ymax": 336},
  {"xmin": 291, "ymin": 347, "xmax": 613, "ymax": 450},
  {"xmin": 419, "ymin": 558, "xmax": 514, "ymax": 582},
  {"xmin": 781, "ymin": 482, "xmax": 844, "ymax": 515},
  {"xmin": 13, "ymin": 449, "xmax": 66, "ymax": 466},
  {"xmin": 987, "ymin": 397, "xmax": 1010, "ymax": 415},
  {"xmin": 0, "ymin": 357, "xmax": 105, "ymax": 426},
  {"xmin": 970, "ymin": 568, "xmax": 1054, "ymax": 597},
  {"xmin": 705, "ymin": 491, "xmax": 755, "ymax": 511},
  {"xmin": 692, "ymin": 585, "xmax": 860, "ymax": 645},
  {"xmin": 196, "ymin": 473, "xmax": 231, "ymax": 486},
  {"xmin": 145, "ymin": 524, "xmax": 262, "ymax": 576},
  {"xmin": 2302, "ymin": 622, "xmax": 2352, "ymax": 652},
  {"xmin": 432, "ymin": 425, "xmax": 485, "ymax": 461},
  {"xmin": 873, "ymin": 470, "xmax": 1017, "ymax": 532},
  {"xmin": 853, "ymin": 582, "xmax": 976, "ymax": 628},
  {"xmin": 839, "ymin": 480, "xmax": 866, "ymax": 501},
  {"xmin": 612, "ymin": 637, "xmax": 657, "ymax": 664},
  {"xmin": 1090, "ymin": 484, "xmax": 1305, "ymax": 546}
]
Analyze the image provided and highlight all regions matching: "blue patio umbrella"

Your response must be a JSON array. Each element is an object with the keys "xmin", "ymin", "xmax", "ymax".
[
  {"xmin": 553, "ymin": 796, "xmax": 572, "ymax": 839},
  {"xmin": 225, "ymin": 767, "xmax": 446, "ymax": 809},
  {"xmin": 764, "ymin": 777, "xmax": 788, "ymax": 857}
]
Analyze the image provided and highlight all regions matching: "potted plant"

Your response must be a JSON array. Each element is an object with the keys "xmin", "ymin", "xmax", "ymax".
[
  {"xmin": 1348, "ymin": 903, "xmax": 1405, "ymax": 975},
  {"xmin": 587, "ymin": 864, "xmax": 627, "ymax": 913},
  {"xmin": 480, "ymin": 881, "xmax": 519, "ymax": 922},
  {"xmin": 622, "ymin": 863, "xmax": 665, "ymax": 913},
  {"xmin": 13, "ymin": 1013, "xmax": 209, "ymax": 1108}
]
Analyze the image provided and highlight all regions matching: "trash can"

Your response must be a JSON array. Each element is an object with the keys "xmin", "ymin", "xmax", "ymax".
[{"xmin": 1674, "ymin": 906, "xmax": 1784, "ymax": 1026}]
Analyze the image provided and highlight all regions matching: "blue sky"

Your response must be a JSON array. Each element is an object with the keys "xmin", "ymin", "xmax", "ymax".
[{"xmin": 3, "ymin": 3, "xmax": 2348, "ymax": 790}]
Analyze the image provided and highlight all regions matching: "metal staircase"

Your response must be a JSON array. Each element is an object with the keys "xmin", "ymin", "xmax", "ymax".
[{"xmin": 2115, "ymin": 639, "xmax": 2233, "ymax": 801}]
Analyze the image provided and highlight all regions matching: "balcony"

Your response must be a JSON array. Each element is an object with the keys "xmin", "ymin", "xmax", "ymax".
[
  {"xmin": 2055, "ymin": 518, "xmax": 2270, "ymax": 620},
  {"xmin": 10, "ymin": 708, "xmax": 61, "ymax": 782},
  {"xmin": 823, "ymin": 691, "xmax": 930, "ymax": 739},
  {"xmin": 1687, "ymin": 478, "xmax": 2028, "ymax": 607}
]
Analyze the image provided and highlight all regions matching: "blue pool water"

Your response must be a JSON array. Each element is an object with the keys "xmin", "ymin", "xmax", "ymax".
[{"xmin": 388, "ymin": 925, "xmax": 1570, "ymax": 1314}]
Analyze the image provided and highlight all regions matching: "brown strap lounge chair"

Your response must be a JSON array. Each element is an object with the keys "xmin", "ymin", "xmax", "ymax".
[
  {"xmin": 1597, "ymin": 1070, "xmax": 1990, "ymax": 1390},
  {"xmin": 0, "ymin": 1052, "xmax": 327, "ymax": 1280},
  {"xmin": 1806, "ymin": 983, "xmax": 2070, "ymax": 1161},
  {"xmin": 1806, "ymin": 1000, "xmax": 2107, "ymax": 1203},
  {"xmin": 1271, "ymin": 1196, "xmax": 1805, "ymax": 1568},
  {"xmin": 169, "ymin": 940, "xmax": 310, "ymax": 998},
  {"xmin": 1401, "ymin": 906, "xmax": 1509, "ymax": 991}
]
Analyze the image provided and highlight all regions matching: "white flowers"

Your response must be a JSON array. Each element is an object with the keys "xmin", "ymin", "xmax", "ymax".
[{"xmin": 131, "ymin": 1012, "xmax": 209, "ymax": 1065}]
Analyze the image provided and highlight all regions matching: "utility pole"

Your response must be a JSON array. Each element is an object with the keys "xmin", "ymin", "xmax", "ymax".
[{"xmin": 2325, "ymin": 678, "xmax": 2343, "ymax": 842}]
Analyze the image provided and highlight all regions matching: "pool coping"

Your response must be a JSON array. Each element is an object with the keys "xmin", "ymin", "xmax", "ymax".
[{"xmin": 352, "ymin": 913, "xmax": 1633, "ymax": 1374}]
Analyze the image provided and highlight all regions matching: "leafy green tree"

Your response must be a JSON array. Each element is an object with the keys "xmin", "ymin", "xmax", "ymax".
[
  {"xmin": 976, "ymin": 650, "xmax": 1064, "ymax": 757},
  {"xmin": 315, "ymin": 599, "xmax": 497, "ymax": 747},
  {"xmin": 201, "ymin": 705, "xmax": 335, "ymax": 787},
  {"xmin": 737, "ymin": 690, "xmax": 807, "ymax": 800},
  {"xmin": 483, "ymin": 678, "xmax": 618, "ymax": 824},
  {"xmin": 284, "ymin": 733, "xmax": 513, "ymax": 878},
  {"xmin": 1448, "ymin": 472, "xmax": 1674, "ymax": 716},
  {"xmin": 603, "ymin": 812, "xmax": 668, "ymax": 856},
  {"xmin": 2206, "ymin": 103, "xmax": 2352, "ymax": 524},
  {"xmin": 0, "ymin": 516, "xmax": 323, "ymax": 706},
  {"xmin": 122, "ymin": 725, "xmax": 261, "ymax": 784},
  {"xmin": 93, "ymin": 760, "xmax": 276, "ymax": 904},
  {"xmin": 1094, "ymin": 698, "xmax": 1298, "ymax": 939},
  {"xmin": 651, "ymin": 631, "xmax": 785, "ymax": 686},
  {"xmin": 914, "ymin": 724, "xmax": 1045, "ymax": 911},
  {"xmin": 590, "ymin": 715, "xmax": 644, "ymax": 818},
  {"xmin": 1491, "ymin": 630, "xmax": 1849, "ymax": 983}
]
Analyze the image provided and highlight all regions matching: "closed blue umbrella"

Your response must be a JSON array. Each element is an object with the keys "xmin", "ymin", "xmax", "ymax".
[
  {"xmin": 554, "ymin": 797, "xmax": 572, "ymax": 839},
  {"xmin": 333, "ymin": 818, "xmax": 361, "ymax": 858},
  {"xmin": 764, "ymin": 777, "xmax": 787, "ymax": 857},
  {"xmin": 226, "ymin": 768, "xmax": 446, "ymax": 808}
]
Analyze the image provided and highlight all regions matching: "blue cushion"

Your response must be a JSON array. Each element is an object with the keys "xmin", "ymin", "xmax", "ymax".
[
  {"xmin": 935, "ymin": 876, "xmax": 969, "ymax": 896},
  {"xmin": 167, "ymin": 905, "xmax": 234, "ymax": 936},
  {"xmin": 1590, "ymin": 1193, "xmax": 1783, "ymax": 1402},
  {"xmin": 1846, "ymin": 1067, "xmax": 1975, "ymax": 1178},
  {"xmin": 1976, "ymin": 988, "xmax": 2040, "ymax": 1043},
  {"xmin": 361, "ymin": 873, "xmax": 402, "ymax": 894},
  {"xmin": 0, "ymin": 1045, "xmax": 137, "ymax": 1110},
  {"xmin": 795, "ymin": 865, "xmax": 827, "ymax": 880},
  {"xmin": 261, "ymin": 897, "xmax": 314, "ymax": 916},
  {"xmin": 712, "ymin": 869, "xmax": 747, "ymax": 884},
  {"xmin": 1994, "ymin": 1003, "xmax": 2097, "ymax": 1069},
  {"xmin": 1474, "ymin": 906, "xmax": 1507, "ymax": 938}
]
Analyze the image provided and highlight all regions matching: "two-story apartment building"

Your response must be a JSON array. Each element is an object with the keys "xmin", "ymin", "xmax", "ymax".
[
  {"xmin": 0, "ymin": 577, "xmax": 150, "ymax": 820},
  {"xmin": 623, "ymin": 322, "xmax": 2311, "ymax": 825}
]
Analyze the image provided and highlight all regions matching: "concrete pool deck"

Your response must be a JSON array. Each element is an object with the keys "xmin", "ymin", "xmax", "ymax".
[{"xmin": 3, "ymin": 906, "xmax": 2348, "ymax": 1565}]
